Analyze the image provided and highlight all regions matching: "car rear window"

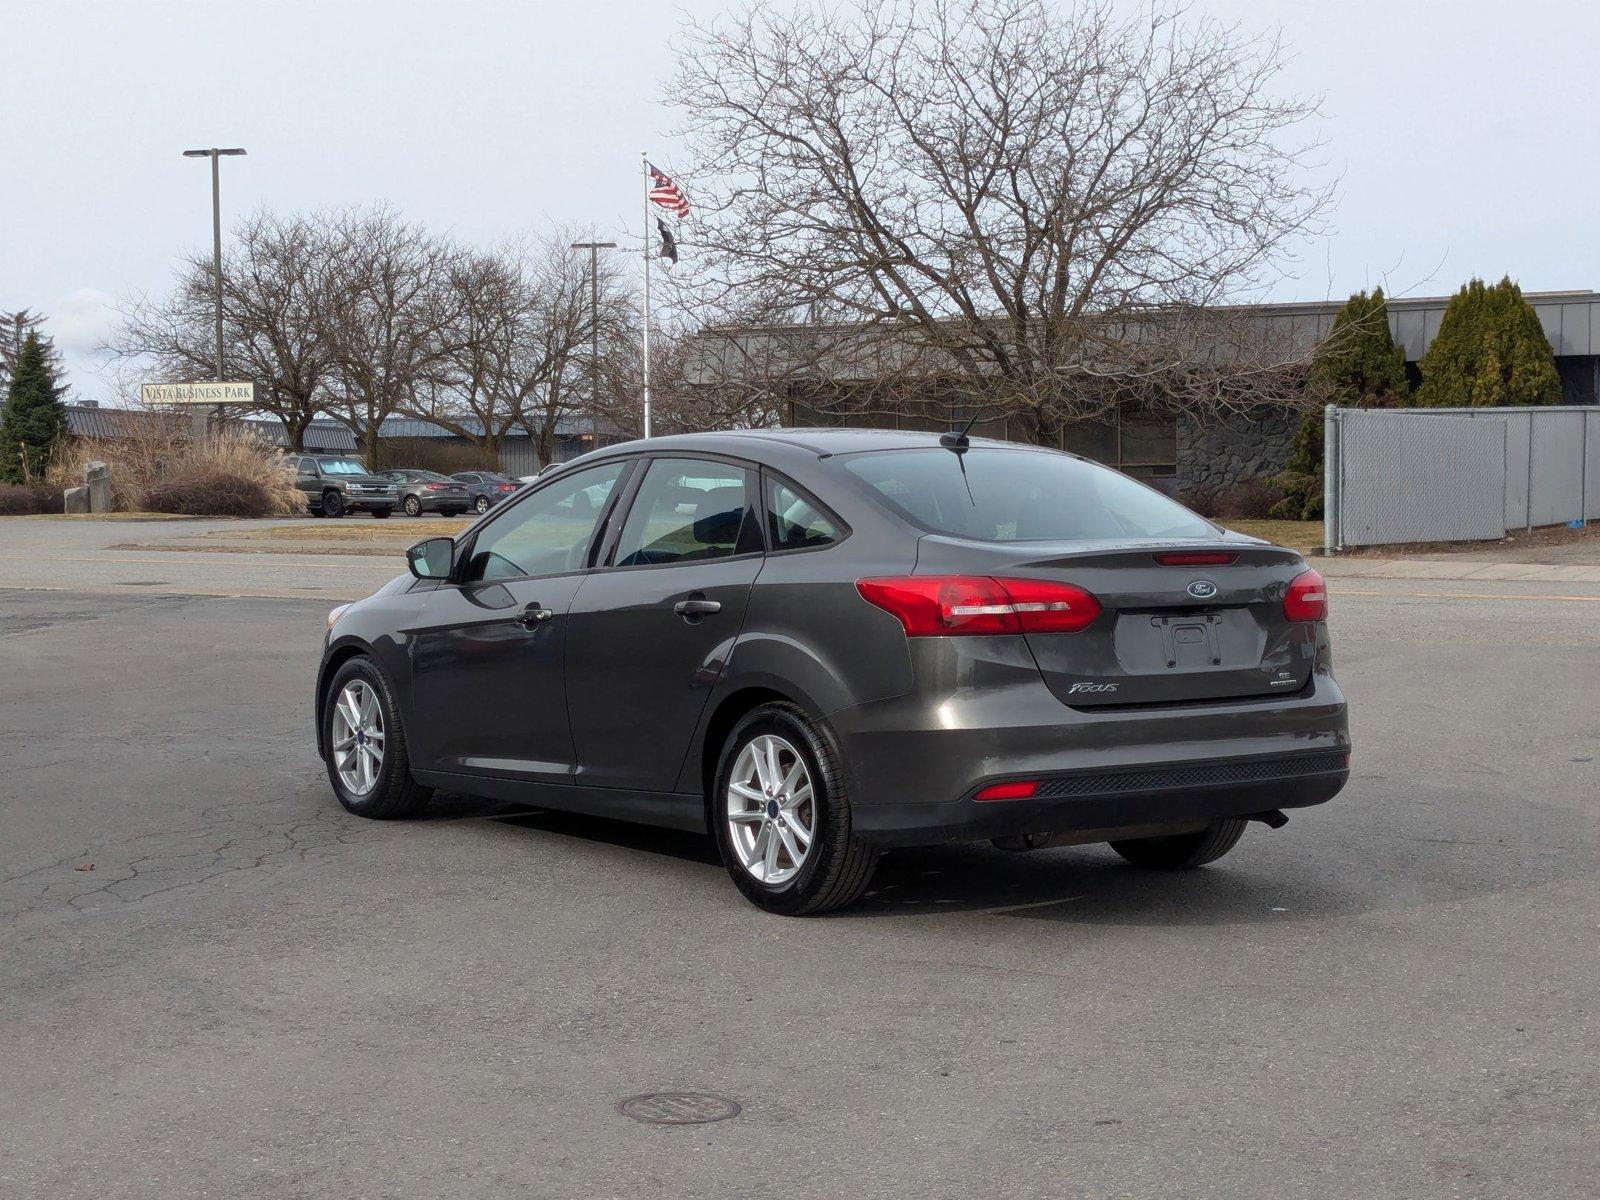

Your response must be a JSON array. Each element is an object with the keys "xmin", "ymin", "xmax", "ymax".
[{"xmin": 840, "ymin": 447, "xmax": 1215, "ymax": 542}]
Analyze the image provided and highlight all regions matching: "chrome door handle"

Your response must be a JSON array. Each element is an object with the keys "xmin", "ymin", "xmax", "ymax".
[
  {"xmin": 673, "ymin": 598, "xmax": 722, "ymax": 618},
  {"xmin": 518, "ymin": 604, "xmax": 553, "ymax": 629}
]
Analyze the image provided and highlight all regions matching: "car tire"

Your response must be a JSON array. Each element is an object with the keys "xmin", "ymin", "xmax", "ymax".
[
  {"xmin": 441, "ymin": 508, "xmax": 464, "ymax": 517},
  {"xmin": 371, "ymin": 508, "xmax": 391, "ymax": 519},
  {"xmin": 322, "ymin": 655, "xmax": 431, "ymax": 819},
  {"xmin": 711, "ymin": 702, "xmax": 878, "ymax": 916},
  {"xmin": 474, "ymin": 496, "xmax": 490, "ymax": 514},
  {"xmin": 322, "ymin": 490, "xmax": 346, "ymax": 519},
  {"xmin": 1109, "ymin": 818, "xmax": 1247, "ymax": 869},
  {"xmin": 403, "ymin": 496, "xmax": 421, "ymax": 517}
]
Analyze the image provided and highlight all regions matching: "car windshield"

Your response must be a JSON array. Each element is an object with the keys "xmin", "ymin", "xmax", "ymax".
[
  {"xmin": 840, "ymin": 447, "xmax": 1216, "ymax": 542},
  {"xmin": 318, "ymin": 459, "xmax": 370, "ymax": 476}
]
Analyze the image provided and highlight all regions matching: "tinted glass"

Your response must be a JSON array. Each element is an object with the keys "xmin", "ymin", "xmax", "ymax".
[
  {"xmin": 412, "ymin": 470, "xmax": 451, "ymax": 482},
  {"xmin": 318, "ymin": 458, "xmax": 369, "ymax": 476},
  {"xmin": 766, "ymin": 477, "xmax": 841, "ymax": 551},
  {"xmin": 613, "ymin": 458, "xmax": 754, "ymax": 567},
  {"xmin": 841, "ymin": 447, "xmax": 1214, "ymax": 541},
  {"xmin": 463, "ymin": 461, "xmax": 625, "ymax": 582}
]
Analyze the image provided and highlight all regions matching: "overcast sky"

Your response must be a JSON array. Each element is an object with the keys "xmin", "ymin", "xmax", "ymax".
[{"xmin": 5, "ymin": 0, "xmax": 1599, "ymax": 402}]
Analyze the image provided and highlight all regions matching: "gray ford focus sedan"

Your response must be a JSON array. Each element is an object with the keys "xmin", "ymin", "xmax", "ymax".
[{"xmin": 316, "ymin": 429, "xmax": 1349, "ymax": 914}]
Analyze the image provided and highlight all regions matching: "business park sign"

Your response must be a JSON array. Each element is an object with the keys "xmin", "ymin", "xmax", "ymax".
[{"xmin": 140, "ymin": 382, "xmax": 256, "ymax": 406}]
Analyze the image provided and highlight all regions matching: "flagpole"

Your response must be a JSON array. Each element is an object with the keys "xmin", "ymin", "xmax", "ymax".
[{"xmin": 641, "ymin": 151, "xmax": 652, "ymax": 439}]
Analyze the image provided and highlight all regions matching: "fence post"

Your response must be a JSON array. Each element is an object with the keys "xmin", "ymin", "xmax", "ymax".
[{"xmin": 1322, "ymin": 404, "xmax": 1339, "ymax": 556}]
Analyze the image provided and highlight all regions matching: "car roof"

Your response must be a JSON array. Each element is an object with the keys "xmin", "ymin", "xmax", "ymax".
[{"xmin": 586, "ymin": 427, "xmax": 1045, "ymax": 460}]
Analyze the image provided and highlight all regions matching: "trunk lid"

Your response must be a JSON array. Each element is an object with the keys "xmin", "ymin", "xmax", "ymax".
[{"xmin": 914, "ymin": 535, "xmax": 1318, "ymax": 707}]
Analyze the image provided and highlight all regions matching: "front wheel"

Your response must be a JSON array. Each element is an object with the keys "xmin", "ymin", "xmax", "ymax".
[
  {"xmin": 712, "ymin": 703, "xmax": 877, "ymax": 915},
  {"xmin": 474, "ymin": 495, "xmax": 490, "ymax": 514},
  {"xmin": 323, "ymin": 656, "xmax": 430, "ymax": 818},
  {"xmin": 322, "ymin": 490, "xmax": 346, "ymax": 519},
  {"xmin": 1110, "ymin": 818, "xmax": 1247, "ymax": 869}
]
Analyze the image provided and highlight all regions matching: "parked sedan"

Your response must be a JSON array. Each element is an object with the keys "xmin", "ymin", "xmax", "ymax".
[
  {"xmin": 317, "ymin": 430, "xmax": 1349, "ymax": 915},
  {"xmin": 450, "ymin": 470, "xmax": 520, "ymax": 515},
  {"xmin": 382, "ymin": 469, "xmax": 471, "ymax": 517}
]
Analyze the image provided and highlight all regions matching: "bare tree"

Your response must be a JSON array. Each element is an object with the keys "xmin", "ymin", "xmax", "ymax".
[
  {"xmin": 114, "ymin": 212, "xmax": 332, "ymax": 448},
  {"xmin": 403, "ymin": 234, "xmax": 633, "ymax": 466},
  {"xmin": 669, "ymin": 0, "xmax": 1330, "ymax": 441},
  {"xmin": 317, "ymin": 208, "xmax": 459, "ymax": 466}
]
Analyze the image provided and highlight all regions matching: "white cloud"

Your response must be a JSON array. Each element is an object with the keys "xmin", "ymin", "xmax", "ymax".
[{"xmin": 48, "ymin": 288, "xmax": 119, "ymax": 356}]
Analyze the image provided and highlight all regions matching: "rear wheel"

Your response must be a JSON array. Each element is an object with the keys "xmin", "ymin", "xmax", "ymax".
[
  {"xmin": 370, "ymin": 507, "xmax": 390, "ymax": 519},
  {"xmin": 1110, "ymin": 818, "xmax": 1247, "ymax": 869},
  {"xmin": 403, "ymin": 495, "xmax": 422, "ymax": 517},
  {"xmin": 712, "ymin": 703, "xmax": 877, "ymax": 915},
  {"xmin": 323, "ymin": 656, "xmax": 430, "ymax": 819},
  {"xmin": 322, "ymin": 490, "xmax": 346, "ymax": 519},
  {"xmin": 474, "ymin": 495, "xmax": 490, "ymax": 514}
]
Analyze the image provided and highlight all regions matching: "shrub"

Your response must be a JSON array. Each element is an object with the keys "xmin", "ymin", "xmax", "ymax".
[
  {"xmin": 144, "ymin": 473, "xmax": 276, "ymax": 517},
  {"xmin": 0, "ymin": 482, "xmax": 63, "ymax": 515},
  {"xmin": 50, "ymin": 426, "xmax": 303, "ymax": 517},
  {"xmin": 1416, "ymin": 277, "xmax": 1561, "ymax": 408},
  {"xmin": 1182, "ymin": 478, "xmax": 1285, "ymax": 520},
  {"xmin": 374, "ymin": 437, "xmax": 501, "ymax": 475}
]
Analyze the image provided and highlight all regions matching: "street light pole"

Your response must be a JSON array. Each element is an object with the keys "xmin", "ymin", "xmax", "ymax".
[
  {"xmin": 182, "ymin": 148, "xmax": 247, "ymax": 383},
  {"xmin": 570, "ymin": 241, "xmax": 617, "ymax": 459}
]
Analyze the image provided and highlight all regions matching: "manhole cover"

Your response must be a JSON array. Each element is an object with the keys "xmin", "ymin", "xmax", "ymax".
[{"xmin": 617, "ymin": 1092, "xmax": 741, "ymax": 1125}]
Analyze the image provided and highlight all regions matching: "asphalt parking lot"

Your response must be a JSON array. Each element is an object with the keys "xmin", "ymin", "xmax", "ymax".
[{"xmin": 2, "ymin": 523, "xmax": 1597, "ymax": 1199}]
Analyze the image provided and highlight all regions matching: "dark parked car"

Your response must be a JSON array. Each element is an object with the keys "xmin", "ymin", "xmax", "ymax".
[
  {"xmin": 450, "ymin": 470, "xmax": 520, "ymax": 515},
  {"xmin": 293, "ymin": 455, "xmax": 397, "ymax": 518},
  {"xmin": 382, "ymin": 469, "xmax": 471, "ymax": 517},
  {"xmin": 317, "ymin": 430, "xmax": 1349, "ymax": 914}
]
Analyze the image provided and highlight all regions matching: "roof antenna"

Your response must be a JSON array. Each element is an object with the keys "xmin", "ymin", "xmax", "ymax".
[{"xmin": 939, "ymin": 412, "xmax": 980, "ymax": 453}]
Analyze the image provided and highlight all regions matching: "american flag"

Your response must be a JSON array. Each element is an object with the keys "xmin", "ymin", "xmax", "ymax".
[{"xmin": 647, "ymin": 163, "xmax": 690, "ymax": 219}]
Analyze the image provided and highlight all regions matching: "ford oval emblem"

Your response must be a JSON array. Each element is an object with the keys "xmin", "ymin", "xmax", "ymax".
[{"xmin": 1187, "ymin": 580, "xmax": 1218, "ymax": 599}]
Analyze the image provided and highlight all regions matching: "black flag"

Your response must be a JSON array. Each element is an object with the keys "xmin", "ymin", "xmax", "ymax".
[{"xmin": 656, "ymin": 217, "xmax": 678, "ymax": 264}]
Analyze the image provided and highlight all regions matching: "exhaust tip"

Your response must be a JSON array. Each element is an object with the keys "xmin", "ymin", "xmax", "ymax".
[{"xmin": 1251, "ymin": 809, "xmax": 1290, "ymax": 829}]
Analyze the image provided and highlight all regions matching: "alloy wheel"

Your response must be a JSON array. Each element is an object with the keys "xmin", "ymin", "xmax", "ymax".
[
  {"xmin": 404, "ymin": 496, "xmax": 421, "ymax": 516},
  {"xmin": 475, "ymin": 496, "xmax": 489, "ymax": 514},
  {"xmin": 725, "ymin": 734, "xmax": 815, "ymax": 887},
  {"xmin": 330, "ymin": 680, "xmax": 385, "ymax": 796}
]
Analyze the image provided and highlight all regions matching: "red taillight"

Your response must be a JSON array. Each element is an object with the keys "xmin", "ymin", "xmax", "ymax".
[
  {"xmin": 975, "ymin": 780, "xmax": 1040, "ymax": 802},
  {"xmin": 425, "ymin": 483, "xmax": 446, "ymax": 491},
  {"xmin": 1283, "ymin": 568, "xmax": 1328, "ymax": 621},
  {"xmin": 497, "ymin": 482, "xmax": 515, "ymax": 491},
  {"xmin": 855, "ymin": 576, "xmax": 1100, "ymax": 637},
  {"xmin": 1154, "ymin": 551, "xmax": 1239, "ymax": 566}
]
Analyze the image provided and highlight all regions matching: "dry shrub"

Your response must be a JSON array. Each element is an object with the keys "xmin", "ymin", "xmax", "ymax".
[
  {"xmin": 375, "ymin": 437, "xmax": 500, "ymax": 475},
  {"xmin": 144, "ymin": 473, "xmax": 276, "ymax": 517},
  {"xmin": 0, "ymin": 482, "xmax": 63, "ymax": 515},
  {"xmin": 1181, "ymin": 478, "xmax": 1285, "ymax": 521},
  {"xmin": 50, "ymin": 422, "xmax": 303, "ymax": 517}
]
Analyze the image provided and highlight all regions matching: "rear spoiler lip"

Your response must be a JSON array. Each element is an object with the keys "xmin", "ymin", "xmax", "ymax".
[{"xmin": 915, "ymin": 533, "xmax": 1304, "ymax": 568}]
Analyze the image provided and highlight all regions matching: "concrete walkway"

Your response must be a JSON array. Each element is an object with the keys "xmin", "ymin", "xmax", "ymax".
[{"xmin": 1321, "ymin": 555, "xmax": 1600, "ymax": 583}]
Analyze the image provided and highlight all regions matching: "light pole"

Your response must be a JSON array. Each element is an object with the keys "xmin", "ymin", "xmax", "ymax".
[
  {"xmin": 182, "ymin": 147, "xmax": 247, "ymax": 382},
  {"xmin": 570, "ymin": 240, "xmax": 617, "ymax": 456}
]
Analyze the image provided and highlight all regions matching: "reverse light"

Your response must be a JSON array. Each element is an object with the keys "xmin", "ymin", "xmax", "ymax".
[
  {"xmin": 1283, "ymin": 568, "xmax": 1328, "ymax": 621},
  {"xmin": 975, "ymin": 780, "xmax": 1040, "ymax": 802},
  {"xmin": 855, "ymin": 576, "xmax": 1101, "ymax": 636},
  {"xmin": 326, "ymin": 603, "xmax": 351, "ymax": 631}
]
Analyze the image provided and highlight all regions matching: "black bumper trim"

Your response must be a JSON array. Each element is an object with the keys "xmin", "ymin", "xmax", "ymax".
[{"xmin": 1023, "ymin": 751, "xmax": 1349, "ymax": 801}]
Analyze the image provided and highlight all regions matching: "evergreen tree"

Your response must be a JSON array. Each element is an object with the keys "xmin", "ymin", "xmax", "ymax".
[
  {"xmin": 1273, "ymin": 288, "xmax": 1410, "ymax": 520},
  {"xmin": 1415, "ymin": 276, "xmax": 1562, "ymax": 408},
  {"xmin": 0, "ymin": 332, "xmax": 70, "ymax": 483},
  {"xmin": 0, "ymin": 310, "xmax": 59, "ymax": 396}
]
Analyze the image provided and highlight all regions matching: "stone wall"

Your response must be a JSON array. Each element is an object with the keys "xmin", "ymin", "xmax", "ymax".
[{"xmin": 1175, "ymin": 407, "xmax": 1300, "ymax": 495}]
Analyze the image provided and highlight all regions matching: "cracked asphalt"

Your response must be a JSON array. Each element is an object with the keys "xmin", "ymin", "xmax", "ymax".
[{"xmin": 2, "ymin": 580, "xmax": 1598, "ymax": 1200}]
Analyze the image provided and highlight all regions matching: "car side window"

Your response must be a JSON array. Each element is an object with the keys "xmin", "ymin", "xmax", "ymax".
[
  {"xmin": 765, "ymin": 475, "xmax": 842, "ymax": 551},
  {"xmin": 297, "ymin": 457, "xmax": 317, "ymax": 477},
  {"xmin": 612, "ymin": 458, "xmax": 760, "ymax": 567},
  {"xmin": 462, "ymin": 461, "xmax": 626, "ymax": 583}
]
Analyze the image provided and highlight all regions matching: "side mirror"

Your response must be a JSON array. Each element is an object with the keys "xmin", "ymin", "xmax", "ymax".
[{"xmin": 407, "ymin": 537, "xmax": 455, "ymax": 580}]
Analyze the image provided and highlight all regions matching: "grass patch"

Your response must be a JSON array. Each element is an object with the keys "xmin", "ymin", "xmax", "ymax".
[
  {"xmin": 199, "ymin": 519, "xmax": 473, "ymax": 544},
  {"xmin": 1220, "ymin": 519, "xmax": 1322, "ymax": 554}
]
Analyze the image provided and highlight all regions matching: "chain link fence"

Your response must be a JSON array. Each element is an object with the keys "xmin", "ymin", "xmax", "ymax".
[{"xmin": 1324, "ymin": 406, "xmax": 1600, "ymax": 551}]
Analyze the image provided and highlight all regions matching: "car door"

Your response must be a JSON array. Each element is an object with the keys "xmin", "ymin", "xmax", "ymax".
[
  {"xmin": 565, "ymin": 455, "xmax": 765, "ymax": 793},
  {"xmin": 296, "ymin": 457, "xmax": 319, "ymax": 504},
  {"xmin": 407, "ymin": 459, "xmax": 632, "ymax": 784}
]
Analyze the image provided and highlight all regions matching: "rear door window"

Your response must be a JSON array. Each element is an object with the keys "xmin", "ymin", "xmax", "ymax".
[
  {"xmin": 612, "ymin": 458, "xmax": 760, "ymax": 566},
  {"xmin": 840, "ymin": 447, "xmax": 1215, "ymax": 541}
]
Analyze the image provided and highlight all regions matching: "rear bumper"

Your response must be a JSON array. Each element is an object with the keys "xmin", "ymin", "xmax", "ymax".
[{"xmin": 850, "ymin": 750, "xmax": 1348, "ymax": 847}]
